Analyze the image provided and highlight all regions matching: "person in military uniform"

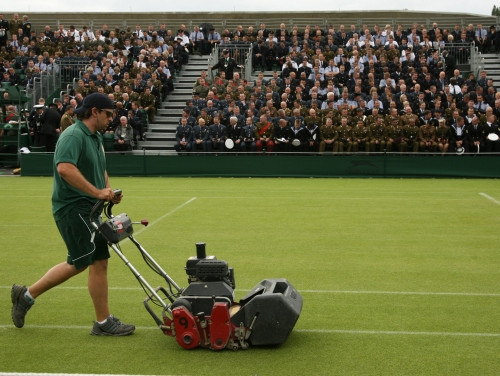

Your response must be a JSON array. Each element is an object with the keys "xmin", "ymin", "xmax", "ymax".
[
  {"xmin": 318, "ymin": 117, "xmax": 337, "ymax": 154},
  {"xmin": 139, "ymin": 87, "xmax": 156, "ymax": 123},
  {"xmin": 304, "ymin": 108, "xmax": 321, "ymax": 153},
  {"xmin": 450, "ymin": 116, "xmax": 468, "ymax": 153},
  {"xmin": 385, "ymin": 117, "xmax": 405, "ymax": 153},
  {"xmin": 210, "ymin": 49, "xmax": 243, "ymax": 80},
  {"xmin": 351, "ymin": 119, "xmax": 370, "ymax": 154},
  {"xmin": 334, "ymin": 117, "xmax": 353, "ymax": 154},
  {"xmin": 401, "ymin": 117, "xmax": 420, "ymax": 153},
  {"xmin": 193, "ymin": 77, "xmax": 210, "ymax": 99},
  {"xmin": 465, "ymin": 116, "xmax": 487, "ymax": 154},
  {"xmin": 241, "ymin": 116, "xmax": 257, "ymax": 152},
  {"xmin": 28, "ymin": 104, "xmax": 44, "ymax": 147},
  {"xmin": 255, "ymin": 114, "xmax": 274, "ymax": 153},
  {"xmin": 435, "ymin": 118, "xmax": 452, "ymax": 155},
  {"xmin": 226, "ymin": 116, "xmax": 243, "ymax": 151},
  {"xmin": 21, "ymin": 15, "xmax": 31, "ymax": 39},
  {"xmin": 284, "ymin": 118, "xmax": 303, "ymax": 154},
  {"xmin": 174, "ymin": 117, "xmax": 193, "ymax": 153},
  {"xmin": 192, "ymin": 117, "xmax": 211, "ymax": 154},
  {"xmin": 418, "ymin": 118, "xmax": 437, "ymax": 152},
  {"xmin": 60, "ymin": 105, "xmax": 75, "ymax": 132},
  {"xmin": 400, "ymin": 106, "xmax": 420, "ymax": 127},
  {"xmin": 273, "ymin": 118, "xmax": 293, "ymax": 153},
  {"xmin": 369, "ymin": 116, "xmax": 387, "ymax": 153},
  {"xmin": 129, "ymin": 101, "xmax": 145, "ymax": 142},
  {"xmin": 9, "ymin": 13, "xmax": 22, "ymax": 38},
  {"xmin": 209, "ymin": 115, "xmax": 226, "ymax": 153}
]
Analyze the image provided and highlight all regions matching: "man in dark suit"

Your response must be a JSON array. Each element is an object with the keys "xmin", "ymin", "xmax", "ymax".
[
  {"xmin": 210, "ymin": 49, "xmax": 242, "ymax": 80},
  {"xmin": 449, "ymin": 116, "xmax": 469, "ymax": 153},
  {"xmin": 465, "ymin": 116, "xmax": 487, "ymax": 153},
  {"xmin": 39, "ymin": 103, "xmax": 61, "ymax": 152}
]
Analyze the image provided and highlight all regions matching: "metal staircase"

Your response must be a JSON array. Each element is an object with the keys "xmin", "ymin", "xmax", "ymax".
[
  {"xmin": 481, "ymin": 53, "xmax": 500, "ymax": 90},
  {"xmin": 136, "ymin": 55, "xmax": 210, "ymax": 153}
]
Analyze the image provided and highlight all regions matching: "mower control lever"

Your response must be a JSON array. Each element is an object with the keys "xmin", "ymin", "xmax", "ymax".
[{"xmin": 89, "ymin": 188, "xmax": 123, "ymax": 227}]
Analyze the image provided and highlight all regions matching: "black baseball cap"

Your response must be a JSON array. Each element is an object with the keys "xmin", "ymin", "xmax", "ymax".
[{"xmin": 74, "ymin": 93, "xmax": 114, "ymax": 115}]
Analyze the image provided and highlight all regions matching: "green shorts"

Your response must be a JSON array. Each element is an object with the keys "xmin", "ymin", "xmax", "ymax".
[{"xmin": 55, "ymin": 204, "xmax": 110, "ymax": 270}]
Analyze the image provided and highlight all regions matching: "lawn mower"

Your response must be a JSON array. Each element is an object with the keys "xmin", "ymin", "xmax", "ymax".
[{"xmin": 90, "ymin": 190, "xmax": 303, "ymax": 350}]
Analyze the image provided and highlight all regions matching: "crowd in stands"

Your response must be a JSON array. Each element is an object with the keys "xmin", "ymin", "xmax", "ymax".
[
  {"xmin": 0, "ymin": 12, "xmax": 499, "ymax": 154},
  {"xmin": 179, "ymin": 21, "xmax": 500, "ymax": 154}
]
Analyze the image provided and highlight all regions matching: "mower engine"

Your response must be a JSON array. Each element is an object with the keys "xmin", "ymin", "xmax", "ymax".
[{"xmin": 161, "ymin": 243, "xmax": 302, "ymax": 351}]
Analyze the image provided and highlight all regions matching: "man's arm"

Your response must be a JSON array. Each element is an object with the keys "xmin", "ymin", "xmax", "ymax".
[{"xmin": 57, "ymin": 162, "xmax": 116, "ymax": 201}]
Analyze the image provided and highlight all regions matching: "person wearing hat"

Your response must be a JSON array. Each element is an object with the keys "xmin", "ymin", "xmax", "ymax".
[
  {"xmin": 210, "ymin": 49, "xmax": 243, "ymax": 80},
  {"xmin": 486, "ymin": 25, "xmax": 499, "ymax": 53},
  {"xmin": 11, "ymin": 92, "xmax": 135, "ymax": 337},
  {"xmin": 28, "ymin": 103, "xmax": 45, "ymax": 146}
]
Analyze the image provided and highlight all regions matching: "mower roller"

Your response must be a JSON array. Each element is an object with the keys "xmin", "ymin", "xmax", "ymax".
[{"xmin": 90, "ymin": 190, "xmax": 303, "ymax": 351}]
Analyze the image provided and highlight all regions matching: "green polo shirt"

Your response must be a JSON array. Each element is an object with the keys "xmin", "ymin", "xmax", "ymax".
[{"xmin": 52, "ymin": 119, "xmax": 106, "ymax": 220}]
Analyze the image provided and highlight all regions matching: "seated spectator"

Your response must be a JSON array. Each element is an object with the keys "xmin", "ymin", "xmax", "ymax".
[{"xmin": 114, "ymin": 116, "xmax": 134, "ymax": 151}]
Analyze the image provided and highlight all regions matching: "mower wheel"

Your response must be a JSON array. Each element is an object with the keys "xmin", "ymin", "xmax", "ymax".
[{"xmin": 171, "ymin": 298, "xmax": 193, "ymax": 312}]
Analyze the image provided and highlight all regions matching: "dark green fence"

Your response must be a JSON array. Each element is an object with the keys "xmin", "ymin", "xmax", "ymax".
[{"xmin": 19, "ymin": 152, "xmax": 500, "ymax": 178}]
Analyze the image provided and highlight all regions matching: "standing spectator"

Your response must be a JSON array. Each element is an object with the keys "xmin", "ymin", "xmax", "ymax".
[
  {"xmin": 21, "ymin": 15, "xmax": 31, "ymax": 38},
  {"xmin": 60, "ymin": 105, "xmax": 75, "ymax": 132},
  {"xmin": 0, "ymin": 14, "xmax": 9, "ymax": 47},
  {"xmin": 9, "ymin": 13, "xmax": 22, "ymax": 37},
  {"xmin": 210, "ymin": 49, "xmax": 242, "ymax": 80},
  {"xmin": 38, "ymin": 103, "xmax": 61, "ymax": 152}
]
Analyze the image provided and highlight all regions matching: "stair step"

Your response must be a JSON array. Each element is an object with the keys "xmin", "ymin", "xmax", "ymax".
[
  {"xmin": 149, "ymin": 124, "xmax": 177, "ymax": 131},
  {"xmin": 137, "ymin": 140, "xmax": 176, "ymax": 149},
  {"xmin": 144, "ymin": 132, "xmax": 175, "ymax": 140}
]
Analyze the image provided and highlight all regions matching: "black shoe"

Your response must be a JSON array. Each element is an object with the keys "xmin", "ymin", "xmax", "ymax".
[
  {"xmin": 90, "ymin": 315, "xmax": 135, "ymax": 336},
  {"xmin": 11, "ymin": 284, "xmax": 34, "ymax": 328}
]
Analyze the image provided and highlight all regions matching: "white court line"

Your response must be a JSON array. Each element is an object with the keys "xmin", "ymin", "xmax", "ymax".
[
  {"xmin": 1, "ymin": 286, "xmax": 499, "ymax": 297},
  {"xmin": 0, "ymin": 374, "xmax": 183, "ymax": 376},
  {"xmin": 479, "ymin": 192, "xmax": 500, "ymax": 206},
  {"xmin": 298, "ymin": 289, "xmax": 500, "ymax": 297},
  {"xmin": 296, "ymin": 329, "xmax": 500, "ymax": 337},
  {"xmin": 0, "ymin": 324, "xmax": 498, "ymax": 338},
  {"xmin": 129, "ymin": 197, "xmax": 197, "ymax": 238},
  {"xmin": 0, "ymin": 198, "xmax": 197, "ymax": 229}
]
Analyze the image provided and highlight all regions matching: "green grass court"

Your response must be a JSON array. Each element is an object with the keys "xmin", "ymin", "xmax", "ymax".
[{"xmin": 0, "ymin": 177, "xmax": 499, "ymax": 375}]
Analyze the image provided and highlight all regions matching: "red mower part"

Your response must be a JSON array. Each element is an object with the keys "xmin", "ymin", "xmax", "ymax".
[
  {"xmin": 172, "ymin": 306, "xmax": 201, "ymax": 349},
  {"xmin": 209, "ymin": 303, "xmax": 232, "ymax": 350}
]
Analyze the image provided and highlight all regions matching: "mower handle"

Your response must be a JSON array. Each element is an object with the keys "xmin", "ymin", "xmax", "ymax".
[{"xmin": 89, "ymin": 189, "xmax": 122, "ymax": 227}]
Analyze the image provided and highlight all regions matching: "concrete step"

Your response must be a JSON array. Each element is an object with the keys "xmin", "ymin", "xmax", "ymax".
[
  {"xmin": 144, "ymin": 132, "xmax": 175, "ymax": 141},
  {"xmin": 149, "ymin": 118, "xmax": 178, "ymax": 125},
  {"xmin": 136, "ymin": 140, "xmax": 176, "ymax": 150},
  {"xmin": 149, "ymin": 124, "xmax": 177, "ymax": 131}
]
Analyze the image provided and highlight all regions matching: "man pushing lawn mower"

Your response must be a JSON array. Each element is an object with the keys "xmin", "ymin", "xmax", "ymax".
[
  {"xmin": 11, "ymin": 93, "xmax": 135, "ymax": 336},
  {"xmin": 11, "ymin": 95, "xmax": 302, "ymax": 347}
]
